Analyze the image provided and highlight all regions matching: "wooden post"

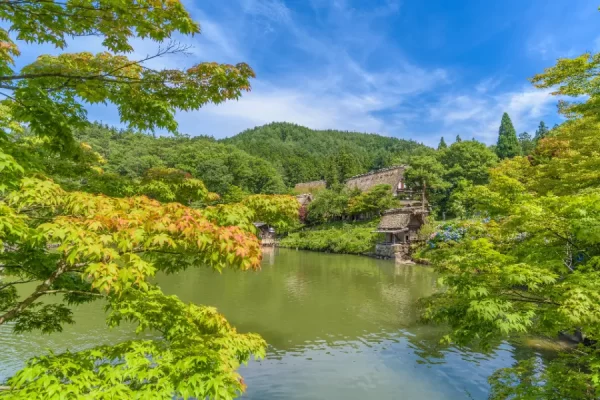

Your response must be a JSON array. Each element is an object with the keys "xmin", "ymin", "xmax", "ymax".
[{"xmin": 422, "ymin": 182, "xmax": 426, "ymax": 212}]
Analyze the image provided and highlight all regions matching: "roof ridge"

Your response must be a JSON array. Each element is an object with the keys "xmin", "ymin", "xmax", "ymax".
[{"xmin": 345, "ymin": 165, "xmax": 407, "ymax": 181}]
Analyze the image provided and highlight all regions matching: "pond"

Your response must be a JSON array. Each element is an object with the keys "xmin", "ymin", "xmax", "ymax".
[{"xmin": 0, "ymin": 248, "xmax": 527, "ymax": 399}]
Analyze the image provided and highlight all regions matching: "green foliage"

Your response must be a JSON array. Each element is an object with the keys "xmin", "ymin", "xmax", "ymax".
[
  {"xmin": 347, "ymin": 184, "xmax": 397, "ymax": 217},
  {"xmin": 305, "ymin": 184, "xmax": 396, "ymax": 224},
  {"xmin": 0, "ymin": 1, "xmax": 255, "ymax": 154},
  {"xmin": 420, "ymin": 115, "xmax": 600, "ymax": 397},
  {"xmin": 437, "ymin": 136, "xmax": 448, "ymax": 150},
  {"xmin": 518, "ymin": 131, "xmax": 535, "ymax": 155},
  {"xmin": 455, "ymin": 135, "xmax": 462, "ymax": 143},
  {"xmin": 5, "ymin": 288, "xmax": 266, "ymax": 399},
  {"xmin": 531, "ymin": 50, "xmax": 600, "ymax": 119},
  {"xmin": 440, "ymin": 140, "xmax": 498, "ymax": 186},
  {"xmin": 404, "ymin": 155, "xmax": 448, "ymax": 191},
  {"xmin": 534, "ymin": 121, "xmax": 550, "ymax": 141},
  {"xmin": 306, "ymin": 186, "xmax": 351, "ymax": 223},
  {"xmin": 223, "ymin": 122, "xmax": 426, "ymax": 186},
  {"xmin": 71, "ymin": 124, "xmax": 287, "ymax": 196},
  {"xmin": 496, "ymin": 112, "xmax": 521, "ymax": 159},
  {"xmin": 0, "ymin": 2, "xmax": 304, "ymax": 397},
  {"xmin": 279, "ymin": 221, "xmax": 379, "ymax": 255}
]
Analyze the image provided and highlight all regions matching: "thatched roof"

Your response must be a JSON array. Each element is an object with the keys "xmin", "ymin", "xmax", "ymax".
[
  {"xmin": 378, "ymin": 212, "xmax": 411, "ymax": 230},
  {"xmin": 296, "ymin": 194, "xmax": 313, "ymax": 207},
  {"xmin": 294, "ymin": 180, "xmax": 326, "ymax": 192},
  {"xmin": 345, "ymin": 165, "xmax": 406, "ymax": 193},
  {"xmin": 376, "ymin": 208, "xmax": 429, "ymax": 232}
]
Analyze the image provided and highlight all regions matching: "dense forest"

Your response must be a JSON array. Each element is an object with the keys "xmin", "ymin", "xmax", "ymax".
[
  {"xmin": 72, "ymin": 124, "xmax": 288, "ymax": 197},
  {"xmin": 29, "ymin": 122, "xmax": 434, "ymax": 200},
  {"xmin": 224, "ymin": 122, "xmax": 427, "ymax": 186}
]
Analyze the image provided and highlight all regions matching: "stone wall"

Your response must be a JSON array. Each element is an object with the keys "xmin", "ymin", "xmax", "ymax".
[
  {"xmin": 345, "ymin": 166, "xmax": 405, "ymax": 194},
  {"xmin": 375, "ymin": 243, "xmax": 410, "ymax": 260}
]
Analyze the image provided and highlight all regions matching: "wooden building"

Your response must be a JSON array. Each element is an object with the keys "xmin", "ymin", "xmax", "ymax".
[
  {"xmin": 345, "ymin": 165, "xmax": 407, "ymax": 196},
  {"xmin": 253, "ymin": 222, "xmax": 276, "ymax": 247},
  {"xmin": 373, "ymin": 208, "xmax": 428, "ymax": 259}
]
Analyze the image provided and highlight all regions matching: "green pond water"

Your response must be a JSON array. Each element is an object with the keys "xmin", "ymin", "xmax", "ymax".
[{"xmin": 0, "ymin": 248, "xmax": 529, "ymax": 399}]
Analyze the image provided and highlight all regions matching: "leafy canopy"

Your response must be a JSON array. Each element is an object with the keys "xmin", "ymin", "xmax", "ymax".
[
  {"xmin": 0, "ymin": 1, "xmax": 301, "ymax": 398},
  {"xmin": 421, "ymin": 89, "xmax": 600, "ymax": 398},
  {"xmin": 0, "ymin": 0, "xmax": 255, "ymax": 153}
]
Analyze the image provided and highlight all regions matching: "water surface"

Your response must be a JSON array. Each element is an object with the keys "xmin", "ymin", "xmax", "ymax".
[{"xmin": 0, "ymin": 249, "xmax": 522, "ymax": 399}]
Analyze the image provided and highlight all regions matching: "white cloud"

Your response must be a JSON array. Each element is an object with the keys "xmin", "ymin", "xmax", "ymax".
[
  {"xmin": 427, "ymin": 86, "xmax": 557, "ymax": 142},
  {"xmin": 241, "ymin": 0, "xmax": 292, "ymax": 24},
  {"xmin": 528, "ymin": 36, "xmax": 558, "ymax": 59},
  {"xmin": 475, "ymin": 77, "xmax": 503, "ymax": 94}
]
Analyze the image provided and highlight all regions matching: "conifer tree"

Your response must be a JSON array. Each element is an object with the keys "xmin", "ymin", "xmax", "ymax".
[
  {"xmin": 534, "ymin": 121, "xmax": 550, "ymax": 141},
  {"xmin": 437, "ymin": 137, "xmax": 448, "ymax": 150},
  {"xmin": 455, "ymin": 135, "xmax": 462, "ymax": 143},
  {"xmin": 518, "ymin": 131, "xmax": 535, "ymax": 155},
  {"xmin": 495, "ymin": 112, "xmax": 521, "ymax": 159}
]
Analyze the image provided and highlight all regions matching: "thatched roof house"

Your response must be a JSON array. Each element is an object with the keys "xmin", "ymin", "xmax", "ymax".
[
  {"xmin": 373, "ymin": 208, "xmax": 427, "ymax": 244},
  {"xmin": 345, "ymin": 165, "xmax": 407, "ymax": 195}
]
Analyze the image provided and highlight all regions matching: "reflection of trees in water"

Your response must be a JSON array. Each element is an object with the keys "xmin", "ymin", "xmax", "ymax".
[{"xmin": 159, "ymin": 249, "xmax": 543, "ymax": 373}]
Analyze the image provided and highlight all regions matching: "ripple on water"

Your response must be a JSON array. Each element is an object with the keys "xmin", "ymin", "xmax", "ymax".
[{"xmin": 0, "ymin": 249, "xmax": 521, "ymax": 399}]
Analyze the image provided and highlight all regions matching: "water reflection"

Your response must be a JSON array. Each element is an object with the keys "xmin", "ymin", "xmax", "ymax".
[{"xmin": 0, "ymin": 248, "xmax": 523, "ymax": 399}]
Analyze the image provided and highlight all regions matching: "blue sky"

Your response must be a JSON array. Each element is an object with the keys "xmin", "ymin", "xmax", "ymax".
[{"xmin": 16, "ymin": 0, "xmax": 600, "ymax": 145}]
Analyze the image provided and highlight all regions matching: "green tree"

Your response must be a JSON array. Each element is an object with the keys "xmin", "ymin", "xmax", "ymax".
[
  {"xmin": 534, "ymin": 121, "xmax": 550, "ymax": 141},
  {"xmin": 518, "ymin": 131, "xmax": 535, "ymax": 155},
  {"xmin": 440, "ymin": 140, "xmax": 498, "ymax": 186},
  {"xmin": 455, "ymin": 135, "xmax": 462, "ymax": 143},
  {"xmin": 404, "ymin": 155, "xmax": 449, "ymax": 210},
  {"xmin": 347, "ymin": 184, "xmax": 397, "ymax": 218},
  {"xmin": 425, "ymin": 140, "xmax": 498, "ymax": 218},
  {"xmin": 224, "ymin": 122, "xmax": 426, "ymax": 187},
  {"xmin": 437, "ymin": 137, "xmax": 448, "ymax": 150},
  {"xmin": 0, "ymin": 1, "xmax": 301, "ymax": 398},
  {"xmin": 0, "ymin": 1, "xmax": 255, "ymax": 155},
  {"xmin": 495, "ymin": 112, "xmax": 521, "ymax": 159},
  {"xmin": 306, "ymin": 186, "xmax": 350, "ymax": 223},
  {"xmin": 531, "ymin": 51, "xmax": 600, "ymax": 119},
  {"xmin": 421, "ymin": 41, "xmax": 600, "ymax": 396}
]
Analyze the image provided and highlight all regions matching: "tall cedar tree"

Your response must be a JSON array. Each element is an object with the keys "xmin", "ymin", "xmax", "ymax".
[
  {"xmin": 495, "ymin": 112, "xmax": 521, "ymax": 158},
  {"xmin": 534, "ymin": 121, "xmax": 550, "ymax": 140},
  {"xmin": 437, "ymin": 136, "xmax": 448, "ymax": 150},
  {"xmin": 455, "ymin": 135, "xmax": 462, "ymax": 142}
]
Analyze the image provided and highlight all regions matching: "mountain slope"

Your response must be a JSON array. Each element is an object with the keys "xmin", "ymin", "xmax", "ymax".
[
  {"xmin": 223, "ymin": 122, "xmax": 428, "ymax": 186},
  {"xmin": 75, "ymin": 123, "xmax": 287, "ymax": 195}
]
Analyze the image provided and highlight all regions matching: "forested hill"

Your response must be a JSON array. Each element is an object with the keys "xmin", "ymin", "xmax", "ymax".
[
  {"xmin": 75, "ymin": 124, "xmax": 288, "ymax": 196},
  {"xmin": 223, "ymin": 122, "xmax": 428, "ymax": 186}
]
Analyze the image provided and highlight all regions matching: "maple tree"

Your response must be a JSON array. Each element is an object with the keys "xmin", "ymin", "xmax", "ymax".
[
  {"xmin": 0, "ymin": 0, "xmax": 255, "ymax": 154},
  {"xmin": 0, "ymin": 1, "xmax": 302, "ymax": 398},
  {"xmin": 420, "ymin": 99, "xmax": 600, "ymax": 397}
]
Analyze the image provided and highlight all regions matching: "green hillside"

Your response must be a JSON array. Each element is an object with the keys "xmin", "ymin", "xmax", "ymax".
[
  {"xmin": 223, "ymin": 122, "xmax": 427, "ymax": 186},
  {"xmin": 75, "ymin": 123, "xmax": 287, "ymax": 196}
]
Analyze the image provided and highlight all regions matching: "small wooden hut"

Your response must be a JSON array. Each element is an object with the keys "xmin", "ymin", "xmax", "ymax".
[
  {"xmin": 373, "ymin": 208, "xmax": 428, "ymax": 259},
  {"xmin": 253, "ymin": 222, "xmax": 276, "ymax": 247}
]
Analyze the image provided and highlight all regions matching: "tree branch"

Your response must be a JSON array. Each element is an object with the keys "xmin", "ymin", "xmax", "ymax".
[
  {"xmin": 39, "ymin": 289, "xmax": 104, "ymax": 297},
  {"xmin": 0, "ymin": 261, "xmax": 69, "ymax": 325},
  {"xmin": 0, "ymin": 279, "xmax": 36, "ymax": 291}
]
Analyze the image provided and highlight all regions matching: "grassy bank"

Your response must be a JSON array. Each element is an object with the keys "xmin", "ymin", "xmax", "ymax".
[{"xmin": 279, "ymin": 220, "xmax": 379, "ymax": 255}]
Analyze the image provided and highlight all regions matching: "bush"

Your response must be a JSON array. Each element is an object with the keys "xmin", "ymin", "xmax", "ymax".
[{"xmin": 279, "ymin": 221, "xmax": 379, "ymax": 254}]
